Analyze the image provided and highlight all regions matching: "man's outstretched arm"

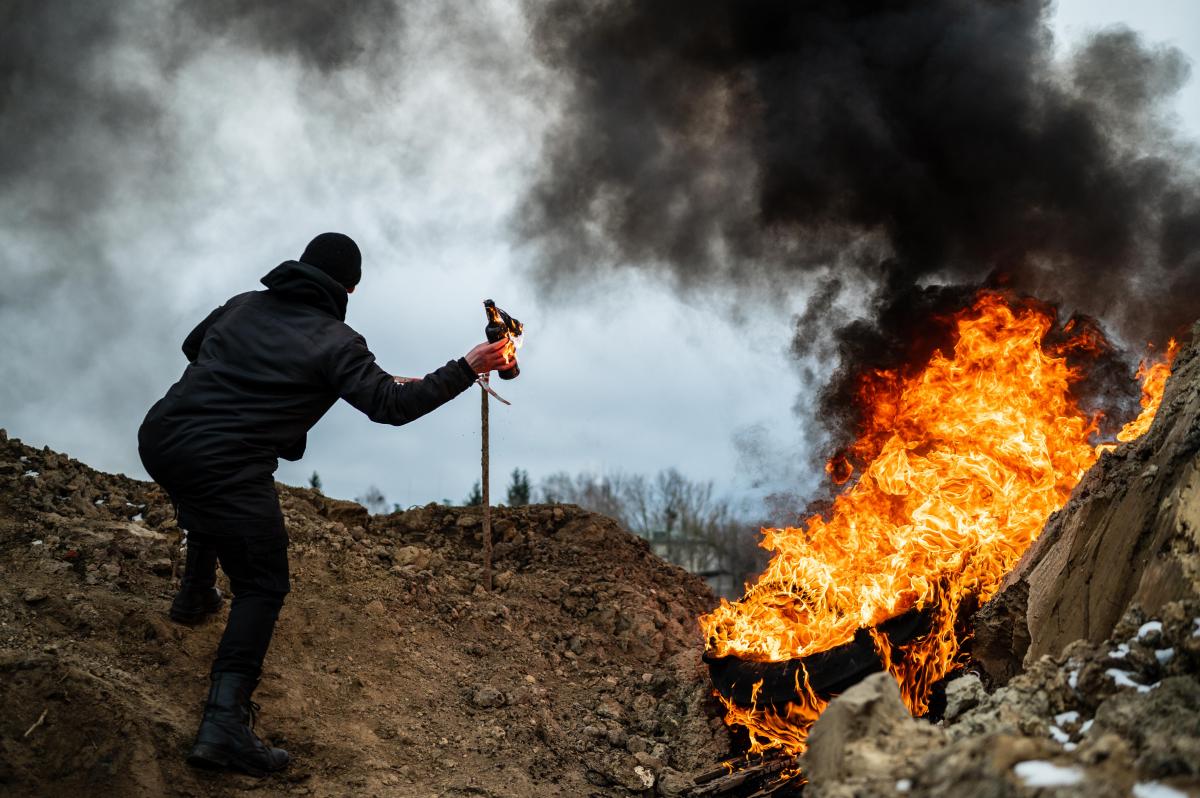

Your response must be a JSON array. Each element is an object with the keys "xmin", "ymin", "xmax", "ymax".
[{"xmin": 329, "ymin": 336, "xmax": 510, "ymax": 426}]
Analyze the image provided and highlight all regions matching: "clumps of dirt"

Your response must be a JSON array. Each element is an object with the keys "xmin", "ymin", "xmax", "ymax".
[
  {"xmin": 0, "ymin": 430, "xmax": 730, "ymax": 798},
  {"xmin": 801, "ymin": 600, "xmax": 1200, "ymax": 798}
]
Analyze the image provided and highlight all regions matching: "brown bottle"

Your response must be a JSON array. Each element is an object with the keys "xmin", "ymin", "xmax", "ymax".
[{"xmin": 484, "ymin": 299, "xmax": 522, "ymax": 380}]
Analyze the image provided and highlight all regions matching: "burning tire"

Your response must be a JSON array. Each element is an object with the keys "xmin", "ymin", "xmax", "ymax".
[{"xmin": 704, "ymin": 607, "xmax": 931, "ymax": 707}]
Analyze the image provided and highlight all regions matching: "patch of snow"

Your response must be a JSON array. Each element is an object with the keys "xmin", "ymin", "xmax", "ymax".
[
  {"xmin": 1155, "ymin": 648, "xmax": 1175, "ymax": 665},
  {"xmin": 1067, "ymin": 668, "xmax": 1080, "ymax": 690},
  {"xmin": 31, "ymin": 540, "xmax": 43, "ymax": 546},
  {"xmin": 131, "ymin": 513, "xmax": 144, "ymax": 523},
  {"xmin": 22, "ymin": 470, "xmax": 39, "ymax": 478},
  {"xmin": 19, "ymin": 456, "xmax": 28, "ymax": 462},
  {"xmin": 1079, "ymin": 719, "xmax": 1094, "ymax": 736},
  {"xmin": 1063, "ymin": 742, "xmax": 1077, "ymax": 751},
  {"xmin": 1053, "ymin": 711, "xmax": 1079, "ymax": 727},
  {"xmin": 1108, "ymin": 643, "xmax": 1130, "ymax": 659},
  {"xmin": 1133, "ymin": 782, "xmax": 1189, "ymax": 798},
  {"xmin": 1014, "ymin": 761, "xmax": 1085, "ymax": 788},
  {"xmin": 1137, "ymin": 621, "xmax": 1163, "ymax": 640},
  {"xmin": 1192, "ymin": 618, "xmax": 1199, "ymax": 638},
  {"xmin": 1049, "ymin": 725, "xmax": 1071, "ymax": 744},
  {"xmin": 895, "ymin": 779, "xmax": 912, "ymax": 793},
  {"xmin": 94, "ymin": 499, "xmax": 105, "ymax": 505},
  {"xmin": 1106, "ymin": 669, "xmax": 1159, "ymax": 693}
]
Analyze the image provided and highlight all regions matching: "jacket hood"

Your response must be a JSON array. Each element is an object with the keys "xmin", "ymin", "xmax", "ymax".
[{"xmin": 260, "ymin": 260, "xmax": 348, "ymax": 321}]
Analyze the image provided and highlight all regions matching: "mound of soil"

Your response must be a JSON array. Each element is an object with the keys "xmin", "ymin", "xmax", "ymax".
[{"xmin": 0, "ymin": 431, "xmax": 729, "ymax": 797}]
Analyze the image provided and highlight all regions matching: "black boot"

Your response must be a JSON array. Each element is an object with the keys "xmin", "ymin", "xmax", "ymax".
[
  {"xmin": 170, "ymin": 536, "xmax": 223, "ymax": 624},
  {"xmin": 186, "ymin": 672, "xmax": 289, "ymax": 777},
  {"xmin": 170, "ymin": 586, "xmax": 224, "ymax": 624}
]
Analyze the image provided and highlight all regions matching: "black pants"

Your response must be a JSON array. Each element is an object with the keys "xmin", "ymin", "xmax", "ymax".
[{"xmin": 178, "ymin": 508, "xmax": 290, "ymax": 681}]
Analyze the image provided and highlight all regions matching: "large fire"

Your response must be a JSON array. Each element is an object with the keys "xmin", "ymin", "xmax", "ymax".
[{"xmin": 702, "ymin": 291, "xmax": 1177, "ymax": 755}]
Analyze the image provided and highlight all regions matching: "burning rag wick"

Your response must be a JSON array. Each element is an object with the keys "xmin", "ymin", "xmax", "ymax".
[{"xmin": 702, "ymin": 291, "xmax": 1178, "ymax": 757}]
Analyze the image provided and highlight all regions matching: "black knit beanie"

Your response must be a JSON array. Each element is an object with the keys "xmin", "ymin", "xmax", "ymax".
[{"xmin": 299, "ymin": 232, "xmax": 361, "ymax": 289}]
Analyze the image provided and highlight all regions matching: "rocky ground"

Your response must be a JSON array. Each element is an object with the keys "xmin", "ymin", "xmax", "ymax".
[
  {"xmin": 0, "ymin": 430, "xmax": 730, "ymax": 798},
  {"xmin": 802, "ymin": 600, "xmax": 1200, "ymax": 798}
]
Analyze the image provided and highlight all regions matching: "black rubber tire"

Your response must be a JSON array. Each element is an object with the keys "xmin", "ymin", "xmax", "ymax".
[{"xmin": 705, "ymin": 607, "xmax": 931, "ymax": 707}]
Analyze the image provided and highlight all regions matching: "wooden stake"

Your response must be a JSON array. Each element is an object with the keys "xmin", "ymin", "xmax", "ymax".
[{"xmin": 481, "ymin": 382, "xmax": 493, "ymax": 591}]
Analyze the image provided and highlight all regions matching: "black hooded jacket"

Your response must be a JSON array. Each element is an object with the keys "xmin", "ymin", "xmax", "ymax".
[{"xmin": 138, "ymin": 260, "xmax": 477, "ymax": 518}]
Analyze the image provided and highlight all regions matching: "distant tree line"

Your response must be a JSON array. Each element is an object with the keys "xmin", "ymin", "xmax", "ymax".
[
  {"xmin": 463, "ymin": 468, "xmax": 532, "ymax": 508},
  {"xmin": 533, "ymin": 468, "xmax": 768, "ymax": 597}
]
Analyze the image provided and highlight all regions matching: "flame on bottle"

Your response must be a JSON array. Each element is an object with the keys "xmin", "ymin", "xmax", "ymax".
[
  {"xmin": 485, "ymin": 301, "xmax": 524, "ymax": 366},
  {"xmin": 700, "ymin": 291, "xmax": 1177, "ymax": 755}
]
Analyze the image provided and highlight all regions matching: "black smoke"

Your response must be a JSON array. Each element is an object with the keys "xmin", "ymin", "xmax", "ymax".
[
  {"xmin": 521, "ymin": 0, "xmax": 1200, "ymax": 451},
  {"xmin": 0, "ymin": 0, "xmax": 407, "ymax": 456},
  {"xmin": 181, "ymin": 0, "xmax": 403, "ymax": 73}
]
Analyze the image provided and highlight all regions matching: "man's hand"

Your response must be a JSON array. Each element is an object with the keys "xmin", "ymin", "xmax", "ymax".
[{"xmin": 465, "ymin": 340, "xmax": 512, "ymax": 374}]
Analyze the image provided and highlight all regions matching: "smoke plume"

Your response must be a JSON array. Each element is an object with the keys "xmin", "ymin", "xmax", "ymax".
[
  {"xmin": 0, "ymin": 0, "xmax": 409, "ymax": 473},
  {"xmin": 521, "ymin": 0, "xmax": 1200, "ymax": 451}
]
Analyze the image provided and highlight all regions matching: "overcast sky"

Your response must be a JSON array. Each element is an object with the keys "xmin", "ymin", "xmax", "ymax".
[{"xmin": 2, "ymin": 1, "xmax": 1197, "ymax": 518}]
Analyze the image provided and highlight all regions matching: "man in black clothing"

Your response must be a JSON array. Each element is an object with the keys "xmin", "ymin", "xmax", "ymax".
[{"xmin": 138, "ymin": 232, "xmax": 510, "ymax": 777}]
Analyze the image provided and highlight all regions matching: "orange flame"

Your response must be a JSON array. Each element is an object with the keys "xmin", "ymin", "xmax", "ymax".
[
  {"xmin": 701, "ymin": 292, "xmax": 1176, "ymax": 755},
  {"xmin": 1116, "ymin": 339, "xmax": 1178, "ymax": 442},
  {"xmin": 501, "ymin": 336, "xmax": 519, "ymax": 366}
]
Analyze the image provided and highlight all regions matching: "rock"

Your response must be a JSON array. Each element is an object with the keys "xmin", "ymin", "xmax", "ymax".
[
  {"xmin": 122, "ymin": 524, "xmax": 165, "ymax": 541},
  {"xmin": 596, "ymin": 698, "xmax": 624, "ymax": 721},
  {"xmin": 22, "ymin": 588, "xmax": 47, "ymax": 604},
  {"xmin": 634, "ymin": 750, "xmax": 664, "ymax": 772},
  {"xmin": 316, "ymin": 497, "xmax": 369, "ymax": 527},
  {"xmin": 626, "ymin": 735, "xmax": 653, "ymax": 754},
  {"xmin": 393, "ymin": 546, "xmax": 431, "ymax": 570},
  {"xmin": 802, "ymin": 673, "xmax": 945, "ymax": 795},
  {"xmin": 656, "ymin": 767, "xmax": 690, "ymax": 798},
  {"xmin": 916, "ymin": 734, "xmax": 1075, "ymax": 798},
  {"xmin": 972, "ymin": 579, "xmax": 1032, "ymax": 685},
  {"xmin": 943, "ymin": 674, "xmax": 985, "ymax": 722},
  {"xmin": 1090, "ymin": 677, "xmax": 1200, "ymax": 779},
  {"xmin": 471, "ymin": 686, "xmax": 506, "ymax": 709},
  {"xmin": 633, "ymin": 764, "xmax": 655, "ymax": 790},
  {"xmin": 606, "ymin": 725, "xmax": 628, "ymax": 748},
  {"xmin": 606, "ymin": 757, "xmax": 654, "ymax": 792}
]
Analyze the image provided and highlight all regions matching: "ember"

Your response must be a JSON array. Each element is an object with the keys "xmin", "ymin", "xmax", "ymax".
[{"xmin": 701, "ymin": 291, "xmax": 1177, "ymax": 755}]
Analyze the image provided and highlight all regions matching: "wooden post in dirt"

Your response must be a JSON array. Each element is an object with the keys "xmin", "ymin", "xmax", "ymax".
[{"xmin": 481, "ymin": 382, "xmax": 493, "ymax": 591}]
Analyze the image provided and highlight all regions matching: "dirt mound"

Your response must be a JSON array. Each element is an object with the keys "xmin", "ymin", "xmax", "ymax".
[{"xmin": 0, "ymin": 431, "xmax": 729, "ymax": 797}]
